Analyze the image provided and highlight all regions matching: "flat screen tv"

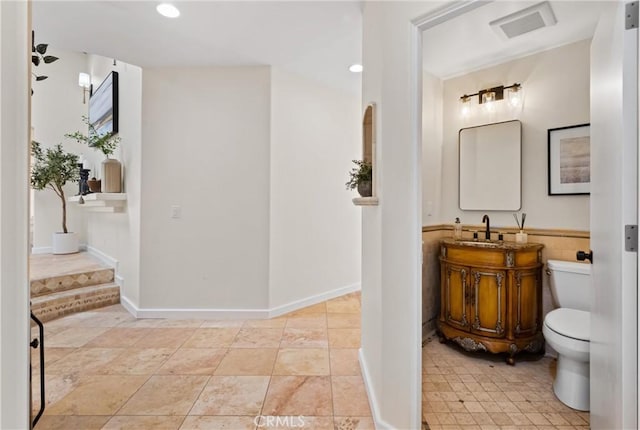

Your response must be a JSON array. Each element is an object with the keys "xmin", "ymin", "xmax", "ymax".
[{"xmin": 89, "ymin": 71, "xmax": 119, "ymax": 136}]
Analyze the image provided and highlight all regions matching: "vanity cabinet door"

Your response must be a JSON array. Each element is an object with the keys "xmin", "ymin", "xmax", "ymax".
[
  {"xmin": 513, "ymin": 269, "xmax": 541, "ymax": 337},
  {"xmin": 442, "ymin": 264, "xmax": 470, "ymax": 330},
  {"xmin": 468, "ymin": 268, "xmax": 507, "ymax": 339}
]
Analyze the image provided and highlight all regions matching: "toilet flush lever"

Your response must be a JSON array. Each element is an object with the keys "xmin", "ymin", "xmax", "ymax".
[{"xmin": 576, "ymin": 250, "xmax": 593, "ymax": 264}]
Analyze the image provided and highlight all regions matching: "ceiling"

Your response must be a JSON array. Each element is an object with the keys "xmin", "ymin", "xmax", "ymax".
[
  {"xmin": 423, "ymin": 1, "xmax": 611, "ymax": 79},
  {"xmin": 32, "ymin": 1, "xmax": 363, "ymax": 93}
]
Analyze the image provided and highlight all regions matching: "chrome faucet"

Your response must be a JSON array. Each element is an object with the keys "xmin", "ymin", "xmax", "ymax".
[{"xmin": 482, "ymin": 214, "xmax": 491, "ymax": 240}]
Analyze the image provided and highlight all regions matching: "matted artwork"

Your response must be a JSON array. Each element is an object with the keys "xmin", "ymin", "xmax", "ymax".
[{"xmin": 548, "ymin": 124, "xmax": 590, "ymax": 195}]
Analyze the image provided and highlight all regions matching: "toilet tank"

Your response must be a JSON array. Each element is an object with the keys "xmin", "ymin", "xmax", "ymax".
[{"xmin": 546, "ymin": 259, "xmax": 591, "ymax": 311}]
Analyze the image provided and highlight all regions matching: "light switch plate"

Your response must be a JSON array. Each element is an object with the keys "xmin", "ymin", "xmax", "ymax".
[{"xmin": 171, "ymin": 205, "xmax": 181, "ymax": 219}]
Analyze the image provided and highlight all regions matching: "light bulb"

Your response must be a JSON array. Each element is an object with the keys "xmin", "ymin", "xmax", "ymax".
[
  {"xmin": 460, "ymin": 96, "xmax": 472, "ymax": 118},
  {"xmin": 482, "ymin": 92, "xmax": 496, "ymax": 112},
  {"xmin": 508, "ymin": 86, "xmax": 522, "ymax": 107}
]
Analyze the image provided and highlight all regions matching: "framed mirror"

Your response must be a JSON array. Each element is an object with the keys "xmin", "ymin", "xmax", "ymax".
[{"xmin": 459, "ymin": 120, "xmax": 521, "ymax": 211}]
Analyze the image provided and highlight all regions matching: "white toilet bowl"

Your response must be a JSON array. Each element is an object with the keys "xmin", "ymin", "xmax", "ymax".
[{"xmin": 543, "ymin": 307, "xmax": 590, "ymax": 411}]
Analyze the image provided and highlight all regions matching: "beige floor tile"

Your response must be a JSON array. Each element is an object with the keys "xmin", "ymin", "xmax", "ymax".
[
  {"xmin": 46, "ymin": 347, "xmax": 124, "ymax": 376},
  {"xmin": 327, "ymin": 313, "xmax": 361, "ymax": 329},
  {"xmin": 273, "ymin": 348, "xmax": 330, "ymax": 376},
  {"xmin": 243, "ymin": 317, "xmax": 287, "ymax": 328},
  {"xmin": 285, "ymin": 314, "xmax": 327, "ymax": 328},
  {"xmin": 118, "ymin": 375, "xmax": 209, "ymax": 416},
  {"xmin": 255, "ymin": 416, "xmax": 334, "ymax": 429},
  {"xmin": 181, "ymin": 328, "xmax": 240, "ymax": 348},
  {"xmin": 85, "ymin": 328, "xmax": 153, "ymax": 347},
  {"xmin": 280, "ymin": 327, "xmax": 328, "ymax": 348},
  {"xmin": 132, "ymin": 328, "xmax": 196, "ymax": 349},
  {"xmin": 214, "ymin": 348, "xmax": 277, "ymax": 375},
  {"xmin": 231, "ymin": 328, "xmax": 283, "ymax": 348},
  {"xmin": 332, "ymin": 376, "xmax": 371, "ymax": 416},
  {"xmin": 46, "ymin": 327, "xmax": 111, "ymax": 347},
  {"xmin": 45, "ymin": 375, "xmax": 148, "ymax": 415},
  {"xmin": 179, "ymin": 416, "xmax": 256, "ymax": 429},
  {"xmin": 334, "ymin": 416, "xmax": 376, "ymax": 430},
  {"xmin": 284, "ymin": 302, "xmax": 327, "ymax": 316},
  {"xmin": 157, "ymin": 348, "xmax": 227, "ymax": 375},
  {"xmin": 60, "ymin": 311, "xmax": 135, "ymax": 328},
  {"xmin": 524, "ymin": 412, "xmax": 552, "ymax": 425},
  {"xmin": 263, "ymin": 375, "xmax": 333, "ymax": 416},
  {"xmin": 102, "ymin": 415, "xmax": 185, "ymax": 429},
  {"xmin": 189, "ymin": 375, "xmax": 270, "ymax": 416},
  {"xmin": 199, "ymin": 320, "xmax": 245, "ymax": 328},
  {"xmin": 32, "ymin": 373, "xmax": 86, "ymax": 412},
  {"xmin": 328, "ymin": 329, "xmax": 360, "ymax": 348},
  {"xmin": 454, "ymin": 412, "xmax": 476, "ymax": 425},
  {"xmin": 329, "ymin": 348, "xmax": 360, "ymax": 376},
  {"xmin": 326, "ymin": 295, "xmax": 360, "ymax": 313},
  {"xmin": 34, "ymin": 415, "xmax": 110, "ymax": 430},
  {"xmin": 98, "ymin": 348, "xmax": 176, "ymax": 374},
  {"xmin": 31, "ymin": 346, "xmax": 76, "ymax": 368}
]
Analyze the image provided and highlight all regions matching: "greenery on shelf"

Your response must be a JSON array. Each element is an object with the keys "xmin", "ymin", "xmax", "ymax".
[
  {"xmin": 66, "ymin": 116, "xmax": 120, "ymax": 158},
  {"xmin": 345, "ymin": 159, "xmax": 372, "ymax": 190},
  {"xmin": 30, "ymin": 141, "xmax": 79, "ymax": 234}
]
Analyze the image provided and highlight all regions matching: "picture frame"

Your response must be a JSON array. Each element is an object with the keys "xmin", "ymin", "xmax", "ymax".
[{"xmin": 548, "ymin": 123, "xmax": 590, "ymax": 195}]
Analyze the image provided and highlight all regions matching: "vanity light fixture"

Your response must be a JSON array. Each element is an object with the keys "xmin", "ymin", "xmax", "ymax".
[
  {"xmin": 349, "ymin": 64, "xmax": 363, "ymax": 73},
  {"xmin": 157, "ymin": 3, "xmax": 180, "ymax": 18},
  {"xmin": 78, "ymin": 72, "xmax": 92, "ymax": 104},
  {"xmin": 459, "ymin": 83, "xmax": 522, "ymax": 115}
]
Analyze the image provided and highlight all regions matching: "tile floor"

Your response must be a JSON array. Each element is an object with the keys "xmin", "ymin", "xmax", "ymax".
[
  {"xmin": 30, "ymin": 252, "xmax": 107, "ymax": 280},
  {"xmin": 31, "ymin": 292, "xmax": 374, "ymax": 430},
  {"xmin": 422, "ymin": 334, "xmax": 590, "ymax": 430}
]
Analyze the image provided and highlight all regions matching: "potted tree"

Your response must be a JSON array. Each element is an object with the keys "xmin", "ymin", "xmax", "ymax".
[
  {"xmin": 66, "ymin": 116, "xmax": 121, "ymax": 192},
  {"xmin": 31, "ymin": 141, "xmax": 80, "ymax": 254},
  {"xmin": 345, "ymin": 159, "xmax": 373, "ymax": 197}
]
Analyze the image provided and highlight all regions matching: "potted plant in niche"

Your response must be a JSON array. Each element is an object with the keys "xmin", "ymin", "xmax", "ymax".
[
  {"xmin": 31, "ymin": 141, "xmax": 80, "ymax": 254},
  {"xmin": 345, "ymin": 159, "xmax": 373, "ymax": 197},
  {"xmin": 66, "ymin": 116, "xmax": 121, "ymax": 193}
]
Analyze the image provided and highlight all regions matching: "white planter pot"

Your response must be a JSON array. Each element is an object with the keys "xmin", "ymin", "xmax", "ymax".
[{"xmin": 52, "ymin": 232, "xmax": 79, "ymax": 255}]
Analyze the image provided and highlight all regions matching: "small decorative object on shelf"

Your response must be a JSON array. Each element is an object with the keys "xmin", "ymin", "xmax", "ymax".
[
  {"xmin": 87, "ymin": 177, "xmax": 101, "ymax": 193},
  {"xmin": 66, "ymin": 116, "xmax": 122, "ymax": 193},
  {"xmin": 345, "ymin": 159, "xmax": 373, "ymax": 197},
  {"xmin": 77, "ymin": 165, "xmax": 91, "ymax": 195}
]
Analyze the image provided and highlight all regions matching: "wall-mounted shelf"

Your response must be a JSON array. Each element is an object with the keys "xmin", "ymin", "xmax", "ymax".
[
  {"xmin": 353, "ymin": 197, "xmax": 379, "ymax": 206},
  {"xmin": 68, "ymin": 193, "xmax": 127, "ymax": 213}
]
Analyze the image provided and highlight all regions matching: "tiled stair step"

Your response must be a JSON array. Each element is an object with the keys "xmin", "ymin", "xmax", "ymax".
[
  {"xmin": 30, "ymin": 268, "xmax": 115, "ymax": 298},
  {"xmin": 31, "ymin": 283, "xmax": 120, "ymax": 323}
]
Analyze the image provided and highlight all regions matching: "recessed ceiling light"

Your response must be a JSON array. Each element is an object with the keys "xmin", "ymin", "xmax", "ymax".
[
  {"xmin": 157, "ymin": 3, "xmax": 180, "ymax": 18},
  {"xmin": 349, "ymin": 64, "xmax": 363, "ymax": 73}
]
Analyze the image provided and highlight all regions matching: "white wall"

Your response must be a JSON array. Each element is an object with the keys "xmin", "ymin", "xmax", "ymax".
[
  {"xmin": 0, "ymin": 1, "xmax": 30, "ymax": 426},
  {"xmin": 85, "ymin": 56, "xmax": 142, "ymax": 305},
  {"xmin": 31, "ymin": 48, "xmax": 90, "ymax": 249},
  {"xmin": 269, "ymin": 68, "xmax": 361, "ymax": 309},
  {"xmin": 422, "ymin": 71, "xmax": 443, "ymax": 225},
  {"xmin": 438, "ymin": 40, "xmax": 591, "ymax": 230},
  {"xmin": 139, "ymin": 67, "xmax": 271, "ymax": 310},
  {"xmin": 361, "ymin": 2, "xmax": 448, "ymax": 428}
]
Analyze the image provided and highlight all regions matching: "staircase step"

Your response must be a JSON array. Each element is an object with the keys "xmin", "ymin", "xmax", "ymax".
[
  {"xmin": 31, "ymin": 283, "xmax": 120, "ymax": 323},
  {"xmin": 30, "ymin": 268, "xmax": 115, "ymax": 298}
]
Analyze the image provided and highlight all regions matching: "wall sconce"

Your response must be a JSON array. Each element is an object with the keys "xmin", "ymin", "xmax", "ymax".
[
  {"xmin": 78, "ymin": 72, "xmax": 92, "ymax": 104},
  {"xmin": 459, "ymin": 83, "xmax": 522, "ymax": 116}
]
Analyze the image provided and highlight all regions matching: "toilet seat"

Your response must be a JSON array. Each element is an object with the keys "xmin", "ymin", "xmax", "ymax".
[{"xmin": 544, "ymin": 308, "xmax": 590, "ymax": 342}]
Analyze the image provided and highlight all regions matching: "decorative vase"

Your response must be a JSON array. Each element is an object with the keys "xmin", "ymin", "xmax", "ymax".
[
  {"xmin": 357, "ymin": 180, "xmax": 372, "ymax": 197},
  {"xmin": 102, "ymin": 158, "xmax": 121, "ymax": 193},
  {"xmin": 87, "ymin": 178, "xmax": 101, "ymax": 193},
  {"xmin": 52, "ymin": 232, "xmax": 79, "ymax": 254}
]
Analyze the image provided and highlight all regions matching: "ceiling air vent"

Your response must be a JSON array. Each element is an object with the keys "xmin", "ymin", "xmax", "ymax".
[{"xmin": 490, "ymin": 1, "xmax": 557, "ymax": 40}]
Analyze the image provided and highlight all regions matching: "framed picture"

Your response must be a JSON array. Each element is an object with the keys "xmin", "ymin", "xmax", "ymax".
[{"xmin": 548, "ymin": 124, "xmax": 590, "ymax": 195}]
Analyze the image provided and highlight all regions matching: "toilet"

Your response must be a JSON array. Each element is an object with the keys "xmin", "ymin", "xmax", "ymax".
[{"xmin": 542, "ymin": 259, "xmax": 591, "ymax": 411}]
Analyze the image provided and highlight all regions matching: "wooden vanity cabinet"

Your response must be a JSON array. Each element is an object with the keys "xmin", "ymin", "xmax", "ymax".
[{"xmin": 437, "ymin": 239, "xmax": 544, "ymax": 364}]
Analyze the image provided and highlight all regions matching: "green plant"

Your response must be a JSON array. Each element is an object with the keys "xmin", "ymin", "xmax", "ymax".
[
  {"xmin": 345, "ymin": 159, "xmax": 372, "ymax": 190},
  {"xmin": 31, "ymin": 31, "xmax": 59, "ymax": 91},
  {"xmin": 66, "ymin": 116, "xmax": 120, "ymax": 157},
  {"xmin": 30, "ymin": 141, "xmax": 79, "ymax": 234}
]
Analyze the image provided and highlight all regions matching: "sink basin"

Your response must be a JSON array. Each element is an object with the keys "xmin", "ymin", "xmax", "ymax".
[{"xmin": 454, "ymin": 240, "xmax": 502, "ymax": 248}]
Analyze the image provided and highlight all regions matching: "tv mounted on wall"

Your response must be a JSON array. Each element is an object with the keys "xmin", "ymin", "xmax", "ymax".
[{"xmin": 89, "ymin": 71, "xmax": 119, "ymax": 136}]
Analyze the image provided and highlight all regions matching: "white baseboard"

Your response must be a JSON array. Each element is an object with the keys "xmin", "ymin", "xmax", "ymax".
[
  {"xmin": 269, "ymin": 283, "xmax": 361, "ymax": 318},
  {"xmin": 85, "ymin": 245, "xmax": 118, "ymax": 270},
  {"xmin": 30, "ymin": 246, "xmax": 52, "ymax": 254},
  {"xmin": 359, "ymin": 348, "xmax": 393, "ymax": 430},
  {"xmin": 119, "ymin": 283, "xmax": 361, "ymax": 321}
]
